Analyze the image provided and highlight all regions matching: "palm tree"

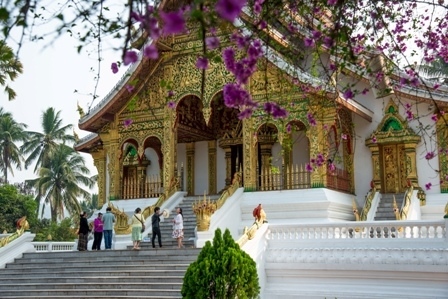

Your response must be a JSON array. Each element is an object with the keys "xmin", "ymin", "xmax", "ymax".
[
  {"xmin": 418, "ymin": 56, "xmax": 448, "ymax": 84},
  {"xmin": 0, "ymin": 41, "xmax": 23, "ymax": 100},
  {"xmin": 0, "ymin": 112, "xmax": 28, "ymax": 183},
  {"xmin": 28, "ymin": 144, "xmax": 94, "ymax": 222},
  {"xmin": 21, "ymin": 107, "xmax": 75, "ymax": 173}
]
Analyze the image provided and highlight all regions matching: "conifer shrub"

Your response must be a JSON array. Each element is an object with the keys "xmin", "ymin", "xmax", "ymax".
[{"xmin": 182, "ymin": 228, "xmax": 260, "ymax": 299}]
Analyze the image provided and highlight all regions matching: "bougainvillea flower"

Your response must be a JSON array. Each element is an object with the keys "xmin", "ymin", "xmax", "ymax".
[
  {"xmin": 161, "ymin": 10, "xmax": 186, "ymax": 35},
  {"xmin": 111, "ymin": 62, "xmax": 119, "ymax": 74},
  {"xmin": 167, "ymin": 101, "xmax": 176, "ymax": 109},
  {"xmin": 215, "ymin": 0, "xmax": 247, "ymax": 22},
  {"xmin": 343, "ymin": 88, "xmax": 354, "ymax": 100},
  {"xmin": 123, "ymin": 51, "xmax": 138, "ymax": 66},
  {"xmin": 196, "ymin": 57, "xmax": 209, "ymax": 70},
  {"xmin": 205, "ymin": 36, "xmax": 220, "ymax": 50},
  {"xmin": 125, "ymin": 85, "xmax": 134, "ymax": 93},
  {"xmin": 123, "ymin": 119, "xmax": 133, "ymax": 128},
  {"xmin": 425, "ymin": 151, "xmax": 435, "ymax": 160},
  {"xmin": 144, "ymin": 44, "xmax": 159, "ymax": 60}
]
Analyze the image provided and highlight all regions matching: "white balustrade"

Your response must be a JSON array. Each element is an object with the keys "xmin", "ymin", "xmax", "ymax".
[
  {"xmin": 268, "ymin": 220, "xmax": 446, "ymax": 241},
  {"xmin": 32, "ymin": 242, "xmax": 76, "ymax": 252}
]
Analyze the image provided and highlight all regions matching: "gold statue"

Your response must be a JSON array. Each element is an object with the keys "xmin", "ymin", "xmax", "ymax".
[
  {"xmin": 77, "ymin": 102, "xmax": 85, "ymax": 117},
  {"xmin": 0, "ymin": 216, "xmax": 29, "ymax": 248},
  {"xmin": 73, "ymin": 130, "xmax": 79, "ymax": 143},
  {"xmin": 392, "ymin": 195, "xmax": 400, "ymax": 220},
  {"xmin": 108, "ymin": 203, "xmax": 132, "ymax": 235},
  {"xmin": 352, "ymin": 198, "xmax": 360, "ymax": 221},
  {"xmin": 444, "ymin": 202, "xmax": 448, "ymax": 219}
]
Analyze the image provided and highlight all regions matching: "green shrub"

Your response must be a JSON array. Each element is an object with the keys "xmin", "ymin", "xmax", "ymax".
[{"xmin": 182, "ymin": 228, "xmax": 260, "ymax": 299}]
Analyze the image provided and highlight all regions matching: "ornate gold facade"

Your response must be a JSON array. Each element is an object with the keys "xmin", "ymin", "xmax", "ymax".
[
  {"xmin": 77, "ymin": 26, "xmax": 357, "ymax": 204},
  {"xmin": 366, "ymin": 100, "xmax": 421, "ymax": 193}
]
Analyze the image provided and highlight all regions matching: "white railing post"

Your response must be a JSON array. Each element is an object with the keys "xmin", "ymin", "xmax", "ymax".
[{"xmin": 444, "ymin": 218, "xmax": 448, "ymax": 242}]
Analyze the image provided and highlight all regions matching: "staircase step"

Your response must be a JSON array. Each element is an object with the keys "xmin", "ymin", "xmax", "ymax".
[{"xmin": 0, "ymin": 195, "xmax": 203, "ymax": 299}]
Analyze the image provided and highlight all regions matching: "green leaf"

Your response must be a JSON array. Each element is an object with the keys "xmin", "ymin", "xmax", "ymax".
[{"xmin": 0, "ymin": 7, "xmax": 9, "ymax": 22}]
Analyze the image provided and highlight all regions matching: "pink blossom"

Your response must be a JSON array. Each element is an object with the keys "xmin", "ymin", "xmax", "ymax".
[
  {"xmin": 425, "ymin": 182, "xmax": 432, "ymax": 190},
  {"xmin": 161, "ymin": 10, "xmax": 186, "ymax": 35},
  {"xmin": 123, "ymin": 119, "xmax": 133, "ymax": 128},
  {"xmin": 111, "ymin": 62, "xmax": 119, "ymax": 74},
  {"xmin": 306, "ymin": 163, "xmax": 313, "ymax": 172},
  {"xmin": 238, "ymin": 108, "xmax": 253, "ymax": 119},
  {"xmin": 215, "ymin": 0, "xmax": 247, "ymax": 22},
  {"xmin": 167, "ymin": 101, "xmax": 176, "ymax": 109},
  {"xmin": 425, "ymin": 151, "xmax": 435, "ymax": 160},
  {"xmin": 205, "ymin": 36, "xmax": 220, "ymax": 50},
  {"xmin": 431, "ymin": 114, "xmax": 438, "ymax": 122},
  {"xmin": 343, "ymin": 89, "xmax": 354, "ymax": 100},
  {"xmin": 307, "ymin": 112, "xmax": 317, "ymax": 126},
  {"xmin": 125, "ymin": 85, "xmax": 134, "ymax": 93},
  {"xmin": 196, "ymin": 57, "xmax": 209, "ymax": 70},
  {"xmin": 304, "ymin": 37, "xmax": 315, "ymax": 47},
  {"xmin": 144, "ymin": 44, "xmax": 158, "ymax": 59},
  {"xmin": 123, "ymin": 51, "xmax": 138, "ymax": 66}
]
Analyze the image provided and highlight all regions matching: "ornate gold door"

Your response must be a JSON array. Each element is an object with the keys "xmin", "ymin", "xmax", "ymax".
[{"xmin": 380, "ymin": 144, "xmax": 407, "ymax": 193}]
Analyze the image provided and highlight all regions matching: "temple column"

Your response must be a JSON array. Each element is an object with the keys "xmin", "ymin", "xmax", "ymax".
[
  {"xmin": 92, "ymin": 149, "xmax": 107, "ymax": 208},
  {"xmin": 162, "ymin": 106, "xmax": 177, "ymax": 195},
  {"xmin": 306, "ymin": 104, "xmax": 334, "ymax": 188},
  {"xmin": 222, "ymin": 146, "xmax": 232, "ymax": 187},
  {"xmin": 259, "ymin": 143, "xmax": 274, "ymax": 169},
  {"xmin": 186, "ymin": 142, "xmax": 195, "ymax": 196},
  {"xmin": 208, "ymin": 140, "xmax": 217, "ymax": 194},
  {"xmin": 403, "ymin": 143, "xmax": 419, "ymax": 187},
  {"xmin": 282, "ymin": 135, "xmax": 292, "ymax": 189},
  {"xmin": 367, "ymin": 144, "xmax": 381, "ymax": 190},
  {"xmin": 243, "ymin": 118, "xmax": 257, "ymax": 191},
  {"xmin": 101, "ymin": 125, "xmax": 121, "ymax": 200}
]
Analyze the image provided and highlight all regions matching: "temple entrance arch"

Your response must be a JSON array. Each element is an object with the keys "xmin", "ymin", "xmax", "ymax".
[
  {"xmin": 365, "ymin": 100, "xmax": 421, "ymax": 193},
  {"xmin": 256, "ymin": 123, "xmax": 279, "ymax": 190},
  {"xmin": 175, "ymin": 95, "xmax": 214, "ymax": 195},
  {"xmin": 210, "ymin": 92, "xmax": 242, "ymax": 192}
]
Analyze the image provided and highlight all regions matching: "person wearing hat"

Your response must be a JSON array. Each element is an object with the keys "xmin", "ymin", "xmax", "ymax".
[
  {"xmin": 77, "ymin": 211, "xmax": 90, "ymax": 251},
  {"xmin": 91, "ymin": 212, "xmax": 104, "ymax": 250}
]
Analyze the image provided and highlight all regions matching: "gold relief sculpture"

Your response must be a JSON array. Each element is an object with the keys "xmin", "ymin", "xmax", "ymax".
[
  {"xmin": 108, "ymin": 203, "xmax": 132, "ymax": 235},
  {"xmin": 366, "ymin": 100, "xmax": 421, "ymax": 193},
  {"xmin": 417, "ymin": 189, "xmax": 426, "ymax": 206},
  {"xmin": 360, "ymin": 183, "xmax": 376, "ymax": 221},
  {"xmin": 194, "ymin": 173, "xmax": 241, "ymax": 231},
  {"xmin": 436, "ymin": 114, "xmax": 448, "ymax": 192},
  {"xmin": 202, "ymin": 106, "xmax": 211, "ymax": 125},
  {"xmin": 193, "ymin": 193, "xmax": 217, "ymax": 231},
  {"xmin": 0, "ymin": 216, "xmax": 30, "ymax": 248},
  {"xmin": 352, "ymin": 199, "xmax": 360, "ymax": 221}
]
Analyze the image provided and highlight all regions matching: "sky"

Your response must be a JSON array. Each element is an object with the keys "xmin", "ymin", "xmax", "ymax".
[{"xmin": 1, "ymin": 23, "xmax": 127, "ymax": 188}]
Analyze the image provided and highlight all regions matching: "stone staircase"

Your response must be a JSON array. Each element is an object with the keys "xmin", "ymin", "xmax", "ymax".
[
  {"xmin": 144, "ymin": 194, "xmax": 219, "ymax": 249},
  {"xmin": 0, "ymin": 248, "xmax": 200, "ymax": 299},
  {"xmin": 374, "ymin": 193, "xmax": 404, "ymax": 221}
]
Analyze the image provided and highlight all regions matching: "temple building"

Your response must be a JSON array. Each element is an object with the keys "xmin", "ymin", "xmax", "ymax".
[
  {"xmin": 74, "ymin": 6, "xmax": 448, "ymax": 214},
  {"xmin": 71, "ymin": 1, "xmax": 448, "ymax": 297}
]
